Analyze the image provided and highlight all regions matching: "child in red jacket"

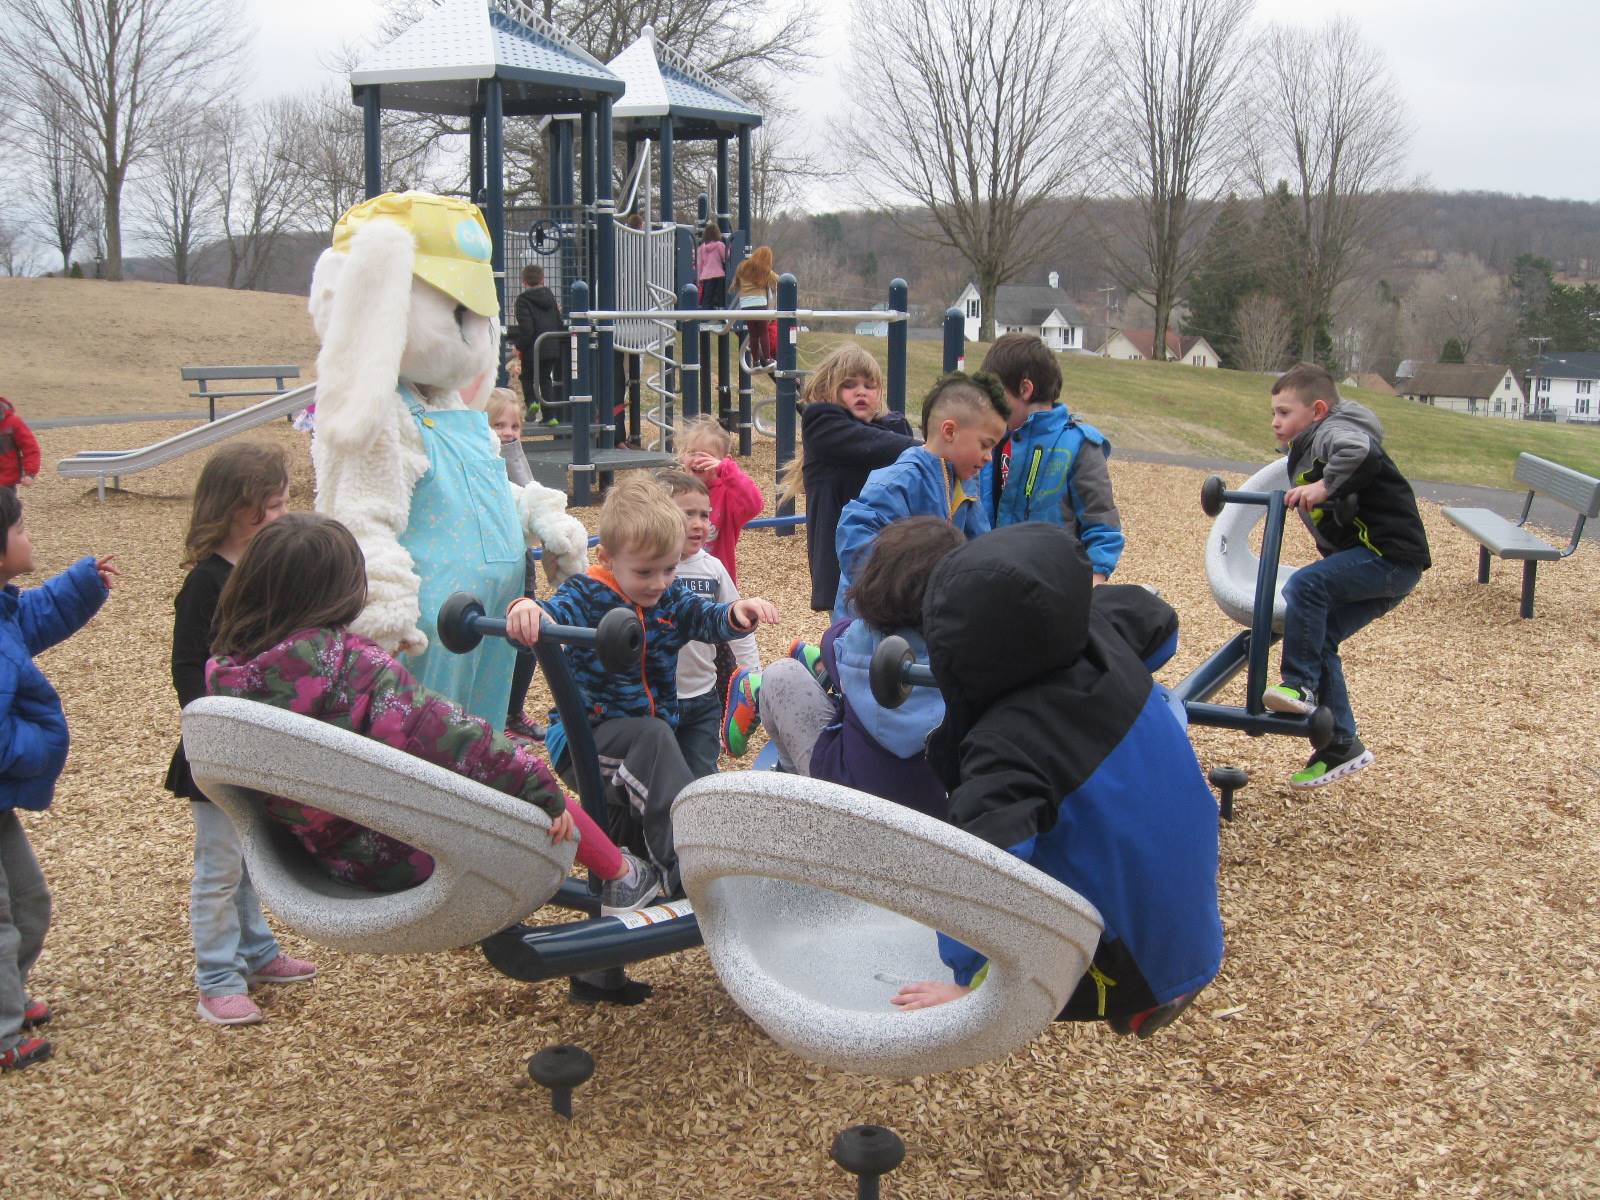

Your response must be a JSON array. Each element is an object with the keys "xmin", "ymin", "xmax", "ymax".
[
  {"xmin": 0, "ymin": 399, "xmax": 42, "ymax": 490},
  {"xmin": 677, "ymin": 415, "xmax": 763, "ymax": 585}
]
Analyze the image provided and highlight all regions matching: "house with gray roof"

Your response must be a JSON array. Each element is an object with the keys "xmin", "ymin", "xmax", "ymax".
[
  {"xmin": 1400, "ymin": 363, "xmax": 1524, "ymax": 419},
  {"xmin": 1527, "ymin": 351, "xmax": 1600, "ymax": 423},
  {"xmin": 954, "ymin": 272, "xmax": 1085, "ymax": 351}
]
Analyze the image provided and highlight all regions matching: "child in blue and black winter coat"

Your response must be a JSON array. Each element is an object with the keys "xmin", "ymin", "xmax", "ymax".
[
  {"xmin": 0, "ymin": 488, "xmax": 116, "ymax": 1072},
  {"xmin": 758, "ymin": 516, "xmax": 962, "ymax": 820},
  {"xmin": 892, "ymin": 523, "xmax": 1222, "ymax": 1040},
  {"xmin": 979, "ymin": 334, "xmax": 1123, "ymax": 581},
  {"xmin": 514, "ymin": 475, "xmax": 779, "ymax": 909}
]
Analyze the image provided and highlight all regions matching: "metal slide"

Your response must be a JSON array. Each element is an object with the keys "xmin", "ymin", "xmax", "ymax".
[{"xmin": 56, "ymin": 382, "xmax": 317, "ymax": 501}]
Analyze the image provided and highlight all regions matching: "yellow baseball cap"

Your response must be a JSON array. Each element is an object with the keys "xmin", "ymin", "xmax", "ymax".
[{"xmin": 332, "ymin": 191, "xmax": 500, "ymax": 318}]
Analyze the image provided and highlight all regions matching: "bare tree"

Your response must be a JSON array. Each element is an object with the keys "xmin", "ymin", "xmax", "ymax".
[
  {"xmin": 1099, "ymin": 0, "xmax": 1254, "ymax": 361},
  {"xmin": 136, "ymin": 105, "xmax": 217, "ymax": 284},
  {"xmin": 0, "ymin": 213, "xmax": 43, "ymax": 277},
  {"xmin": 210, "ymin": 101, "xmax": 310, "ymax": 290},
  {"xmin": 0, "ymin": 0, "xmax": 245, "ymax": 280},
  {"xmin": 1400, "ymin": 252, "xmax": 1513, "ymax": 362},
  {"xmin": 842, "ymin": 0, "xmax": 1097, "ymax": 341},
  {"xmin": 1234, "ymin": 290, "xmax": 1293, "ymax": 372},
  {"xmin": 1247, "ymin": 18, "xmax": 1410, "ymax": 361},
  {"xmin": 18, "ymin": 84, "xmax": 96, "ymax": 272}
]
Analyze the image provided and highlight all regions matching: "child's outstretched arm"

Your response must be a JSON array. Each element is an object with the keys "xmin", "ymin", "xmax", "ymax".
[
  {"xmin": 16, "ymin": 557, "xmax": 109, "ymax": 656},
  {"xmin": 805, "ymin": 405, "xmax": 915, "ymax": 468}
]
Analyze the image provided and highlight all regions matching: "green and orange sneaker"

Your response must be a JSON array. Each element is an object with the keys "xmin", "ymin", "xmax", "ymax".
[
  {"xmin": 787, "ymin": 638, "xmax": 830, "ymax": 689},
  {"xmin": 722, "ymin": 668, "xmax": 762, "ymax": 757}
]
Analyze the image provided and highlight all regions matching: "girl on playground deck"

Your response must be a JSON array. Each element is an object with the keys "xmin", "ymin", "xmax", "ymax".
[
  {"xmin": 732, "ymin": 245, "xmax": 780, "ymax": 366},
  {"xmin": 164, "ymin": 443, "xmax": 318, "ymax": 1027},
  {"xmin": 778, "ymin": 343, "xmax": 916, "ymax": 612},
  {"xmin": 205, "ymin": 514, "xmax": 660, "ymax": 918},
  {"xmin": 677, "ymin": 414, "xmax": 763, "ymax": 586},
  {"xmin": 756, "ymin": 516, "xmax": 961, "ymax": 818},
  {"xmin": 696, "ymin": 221, "xmax": 728, "ymax": 310}
]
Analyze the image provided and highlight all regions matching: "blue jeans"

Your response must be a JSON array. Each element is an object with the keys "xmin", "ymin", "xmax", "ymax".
[
  {"xmin": 675, "ymin": 691, "xmax": 723, "ymax": 780},
  {"xmin": 190, "ymin": 801, "xmax": 280, "ymax": 997},
  {"xmin": 1279, "ymin": 548, "xmax": 1421, "ymax": 745}
]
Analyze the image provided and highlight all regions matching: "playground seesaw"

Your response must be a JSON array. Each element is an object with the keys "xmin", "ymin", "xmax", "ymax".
[{"xmin": 183, "ymin": 590, "xmax": 1109, "ymax": 1076}]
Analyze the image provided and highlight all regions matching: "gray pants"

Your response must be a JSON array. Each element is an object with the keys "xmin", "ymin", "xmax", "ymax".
[
  {"xmin": 758, "ymin": 658, "xmax": 839, "ymax": 775},
  {"xmin": 0, "ymin": 810, "xmax": 51, "ymax": 1051},
  {"xmin": 591, "ymin": 717, "xmax": 695, "ymax": 892}
]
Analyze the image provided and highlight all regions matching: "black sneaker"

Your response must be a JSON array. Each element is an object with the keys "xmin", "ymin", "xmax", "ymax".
[
  {"xmin": 1289, "ymin": 737, "xmax": 1373, "ymax": 790},
  {"xmin": 1109, "ymin": 991, "xmax": 1198, "ymax": 1039}
]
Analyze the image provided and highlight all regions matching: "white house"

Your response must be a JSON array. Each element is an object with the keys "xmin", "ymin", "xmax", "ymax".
[
  {"xmin": 1526, "ymin": 352, "xmax": 1600, "ymax": 424},
  {"xmin": 1401, "ymin": 363, "xmax": 1525, "ymax": 419},
  {"xmin": 954, "ymin": 273, "xmax": 1084, "ymax": 351},
  {"xmin": 1099, "ymin": 328, "xmax": 1220, "ymax": 368}
]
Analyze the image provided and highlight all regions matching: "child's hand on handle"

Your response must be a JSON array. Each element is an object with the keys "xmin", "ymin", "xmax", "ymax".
[
  {"xmin": 546, "ymin": 809, "xmax": 576, "ymax": 845},
  {"xmin": 96, "ymin": 556, "xmax": 120, "ymax": 590},
  {"xmin": 1284, "ymin": 479, "xmax": 1329, "ymax": 512},
  {"xmin": 506, "ymin": 597, "xmax": 542, "ymax": 648},
  {"xmin": 730, "ymin": 597, "xmax": 780, "ymax": 631},
  {"xmin": 890, "ymin": 980, "xmax": 968, "ymax": 1010}
]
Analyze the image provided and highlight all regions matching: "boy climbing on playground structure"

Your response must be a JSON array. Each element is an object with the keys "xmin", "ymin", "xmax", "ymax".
[
  {"xmin": 0, "ymin": 488, "xmax": 116, "ymax": 1070},
  {"xmin": 512, "ymin": 263, "xmax": 565, "ymax": 422},
  {"xmin": 657, "ymin": 470, "xmax": 761, "ymax": 779},
  {"xmin": 781, "ymin": 344, "xmax": 917, "ymax": 613},
  {"xmin": 205, "ymin": 514, "xmax": 654, "ymax": 913},
  {"xmin": 1262, "ymin": 363, "xmax": 1431, "ymax": 789},
  {"xmin": 979, "ymin": 333, "xmax": 1123, "ymax": 581},
  {"xmin": 514, "ymin": 475, "xmax": 779, "ymax": 903},
  {"xmin": 830, "ymin": 371, "xmax": 1007, "ymax": 618},
  {"xmin": 890, "ymin": 524, "xmax": 1223, "ymax": 1039}
]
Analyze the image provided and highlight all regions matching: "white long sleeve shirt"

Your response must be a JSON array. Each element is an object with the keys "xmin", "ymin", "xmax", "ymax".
[{"xmin": 675, "ymin": 548, "xmax": 761, "ymax": 699}]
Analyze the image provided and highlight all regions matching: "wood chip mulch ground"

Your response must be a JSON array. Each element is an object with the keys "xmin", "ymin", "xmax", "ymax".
[{"xmin": 4, "ymin": 424, "xmax": 1597, "ymax": 1198}]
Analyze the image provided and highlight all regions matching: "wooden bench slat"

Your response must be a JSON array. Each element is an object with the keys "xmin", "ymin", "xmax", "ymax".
[
  {"xmin": 1514, "ymin": 453, "xmax": 1600, "ymax": 518},
  {"xmin": 1441, "ymin": 508, "xmax": 1562, "ymax": 560}
]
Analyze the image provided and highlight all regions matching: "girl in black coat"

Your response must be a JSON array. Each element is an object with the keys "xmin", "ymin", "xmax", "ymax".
[{"xmin": 778, "ymin": 344, "xmax": 916, "ymax": 611}]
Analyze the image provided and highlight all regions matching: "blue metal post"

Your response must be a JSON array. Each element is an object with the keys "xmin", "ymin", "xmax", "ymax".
[
  {"xmin": 887, "ymin": 278, "xmax": 908, "ymax": 415},
  {"xmin": 658, "ymin": 116, "xmax": 675, "ymax": 228},
  {"xmin": 715, "ymin": 137, "xmax": 733, "ymax": 433},
  {"xmin": 1245, "ymin": 493, "xmax": 1288, "ymax": 715},
  {"xmin": 546, "ymin": 123, "xmax": 561, "ymax": 205},
  {"xmin": 715, "ymin": 139, "xmax": 731, "ymax": 233},
  {"xmin": 361, "ymin": 87, "xmax": 382, "ymax": 199},
  {"xmin": 694, "ymin": 194, "xmax": 712, "ymax": 419},
  {"xmin": 556, "ymin": 119, "xmax": 575, "ymax": 302},
  {"xmin": 775, "ymin": 273, "xmax": 798, "ymax": 536},
  {"xmin": 569, "ymin": 281, "xmax": 593, "ymax": 507},
  {"xmin": 737, "ymin": 128, "xmax": 754, "ymax": 455},
  {"xmin": 468, "ymin": 112, "xmax": 484, "ymax": 206},
  {"xmin": 485, "ymin": 80, "xmax": 505, "ymax": 322},
  {"xmin": 580, "ymin": 108, "xmax": 596, "ymax": 297},
  {"xmin": 942, "ymin": 307, "xmax": 965, "ymax": 372},
  {"xmin": 680, "ymin": 283, "xmax": 701, "ymax": 425},
  {"xmin": 595, "ymin": 96, "xmax": 617, "ymax": 455}
]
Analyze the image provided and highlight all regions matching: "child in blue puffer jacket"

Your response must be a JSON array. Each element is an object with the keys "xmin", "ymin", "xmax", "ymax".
[
  {"xmin": 0, "ymin": 488, "xmax": 116, "ymax": 1071},
  {"xmin": 759, "ymin": 516, "xmax": 961, "ymax": 820}
]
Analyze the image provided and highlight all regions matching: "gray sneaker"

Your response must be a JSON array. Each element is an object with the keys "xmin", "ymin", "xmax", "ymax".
[{"xmin": 600, "ymin": 853, "xmax": 663, "ymax": 917}]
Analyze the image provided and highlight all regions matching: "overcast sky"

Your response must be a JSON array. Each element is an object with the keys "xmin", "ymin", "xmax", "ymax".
[{"xmin": 248, "ymin": 0, "xmax": 1600, "ymax": 209}]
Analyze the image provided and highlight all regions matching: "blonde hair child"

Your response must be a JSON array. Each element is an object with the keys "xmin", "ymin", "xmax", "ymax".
[
  {"xmin": 781, "ymin": 343, "xmax": 916, "ymax": 612},
  {"xmin": 677, "ymin": 414, "xmax": 763, "ymax": 585}
]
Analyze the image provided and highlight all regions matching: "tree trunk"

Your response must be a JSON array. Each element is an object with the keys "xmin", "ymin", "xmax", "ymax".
[{"xmin": 979, "ymin": 275, "xmax": 999, "ymax": 344}]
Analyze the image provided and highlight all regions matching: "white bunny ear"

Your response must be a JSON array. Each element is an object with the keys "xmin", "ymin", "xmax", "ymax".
[{"xmin": 312, "ymin": 219, "xmax": 416, "ymax": 451}]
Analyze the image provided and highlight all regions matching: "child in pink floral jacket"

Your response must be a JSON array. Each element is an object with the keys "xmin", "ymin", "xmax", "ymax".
[{"xmin": 204, "ymin": 513, "xmax": 662, "ymax": 915}]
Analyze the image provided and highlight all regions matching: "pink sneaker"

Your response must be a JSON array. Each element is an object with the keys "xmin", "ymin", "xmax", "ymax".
[
  {"xmin": 246, "ymin": 954, "xmax": 318, "ymax": 986},
  {"xmin": 197, "ymin": 993, "xmax": 264, "ymax": 1026}
]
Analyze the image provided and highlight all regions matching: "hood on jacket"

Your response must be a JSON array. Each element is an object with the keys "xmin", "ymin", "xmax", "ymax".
[
  {"xmin": 1293, "ymin": 397, "xmax": 1384, "ymax": 458},
  {"xmin": 521, "ymin": 286, "xmax": 560, "ymax": 313},
  {"xmin": 833, "ymin": 622, "xmax": 945, "ymax": 757},
  {"xmin": 922, "ymin": 523, "xmax": 1092, "ymax": 714}
]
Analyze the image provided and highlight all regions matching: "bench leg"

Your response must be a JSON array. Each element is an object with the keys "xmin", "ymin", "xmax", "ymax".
[
  {"xmin": 1476, "ymin": 546, "xmax": 1490, "ymax": 584},
  {"xmin": 1520, "ymin": 561, "xmax": 1536, "ymax": 619}
]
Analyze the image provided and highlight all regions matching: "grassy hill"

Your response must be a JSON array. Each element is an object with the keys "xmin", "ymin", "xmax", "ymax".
[
  {"xmin": 5, "ymin": 277, "xmax": 1595, "ymax": 491},
  {"xmin": 795, "ymin": 333, "xmax": 1600, "ymax": 492}
]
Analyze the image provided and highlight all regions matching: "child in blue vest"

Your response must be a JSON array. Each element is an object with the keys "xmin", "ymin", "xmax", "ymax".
[
  {"xmin": 979, "ymin": 334, "xmax": 1123, "ymax": 581},
  {"xmin": 891, "ymin": 524, "xmax": 1222, "ymax": 1039},
  {"xmin": 830, "ymin": 371, "xmax": 1008, "ymax": 619},
  {"xmin": 0, "ymin": 489, "xmax": 116, "ymax": 1070}
]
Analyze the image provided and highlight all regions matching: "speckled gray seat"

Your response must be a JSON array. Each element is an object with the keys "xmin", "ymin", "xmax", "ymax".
[
  {"xmin": 181, "ymin": 697, "xmax": 574, "ymax": 955},
  {"xmin": 672, "ymin": 773, "xmax": 1104, "ymax": 1077},
  {"xmin": 1205, "ymin": 458, "xmax": 1299, "ymax": 629}
]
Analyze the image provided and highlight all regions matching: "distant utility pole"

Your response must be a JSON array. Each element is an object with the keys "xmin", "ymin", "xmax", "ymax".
[
  {"xmin": 1097, "ymin": 284, "xmax": 1117, "ymax": 344},
  {"xmin": 1528, "ymin": 335, "xmax": 1552, "ymax": 415}
]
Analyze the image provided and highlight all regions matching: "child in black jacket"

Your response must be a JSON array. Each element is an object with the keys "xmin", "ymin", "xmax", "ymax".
[
  {"xmin": 513, "ymin": 264, "xmax": 565, "ymax": 420},
  {"xmin": 778, "ymin": 343, "xmax": 915, "ymax": 611}
]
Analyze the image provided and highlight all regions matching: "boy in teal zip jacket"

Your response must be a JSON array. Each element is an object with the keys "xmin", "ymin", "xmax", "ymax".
[
  {"xmin": 979, "ymin": 334, "xmax": 1123, "ymax": 581},
  {"xmin": 0, "ymin": 489, "xmax": 116, "ymax": 1071}
]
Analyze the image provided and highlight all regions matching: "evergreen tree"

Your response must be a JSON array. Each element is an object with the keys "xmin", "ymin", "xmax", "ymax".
[
  {"xmin": 1182, "ymin": 195, "xmax": 1261, "ymax": 369},
  {"xmin": 1440, "ymin": 337, "xmax": 1465, "ymax": 363}
]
